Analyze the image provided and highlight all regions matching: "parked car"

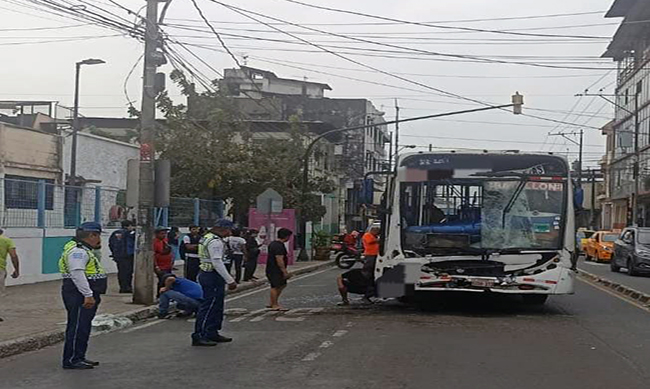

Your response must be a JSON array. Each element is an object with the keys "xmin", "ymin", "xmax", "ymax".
[
  {"xmin": 584, "ymin": 231, "xmax": 617, "ymax": 262},
  {"xmin": 576, "ymin": 228, "xmax": 596, "ymax": 254},
  {"xmin": 612, "ymin": 227, "xmax": 650, "ymax": 276}
]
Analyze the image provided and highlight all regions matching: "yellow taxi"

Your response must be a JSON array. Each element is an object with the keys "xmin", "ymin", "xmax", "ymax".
[
  {"xmin": 585, "ymin": 231, "xmax": 618, "ymax": 262},
  {"xmin": 576, "ymin": 229, "xmax": 595, "ymax": 254}
]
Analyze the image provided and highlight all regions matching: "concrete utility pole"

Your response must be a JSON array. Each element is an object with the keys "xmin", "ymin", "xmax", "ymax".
[
  {"xmin": 633, "ymin": 87, "xmax": 641, "ymax": 226},
  {"xmin": 134, "ymin": 0, "xmax": 162, "ymax": 305},
  {"xmin": 548, "ymin": 129, "xmax": 584, "ymax": 187},
  {"xmin": 394, "ymin": 99, "xmax": 400, "ymax": 166}
]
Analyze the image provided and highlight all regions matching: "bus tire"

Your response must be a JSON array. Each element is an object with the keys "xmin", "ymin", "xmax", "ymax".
[{"xmin": 521, "ymin": 294, "xmax": 548, "ymax": 305}]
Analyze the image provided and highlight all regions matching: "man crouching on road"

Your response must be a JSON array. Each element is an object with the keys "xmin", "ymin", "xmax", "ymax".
[
  {"xmin": 59, "ymin": 222, "xmax": 107, "ymax": 370},
  {"xmin": 192, "ymin": 219, "xmax": 238, "ymax": 347}
]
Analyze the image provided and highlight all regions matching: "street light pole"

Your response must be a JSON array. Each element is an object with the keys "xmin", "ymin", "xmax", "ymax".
[{"xmin": 70, "ymin": 58, "xmax": 105, "ymax": 185}]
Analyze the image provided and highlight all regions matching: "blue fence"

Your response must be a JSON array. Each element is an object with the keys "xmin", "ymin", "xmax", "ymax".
[{"xmin": 0, "ymin": 178, "xmax": 223, "ymax": 229}]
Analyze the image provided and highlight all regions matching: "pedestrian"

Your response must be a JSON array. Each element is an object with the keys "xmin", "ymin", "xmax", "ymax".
[
  {"xmin": 192, "ymin": 219, "xmax": 238, "ymax": 347},
  {"xmin": 154, "ymin": 227, "xmax": 173, "ymax": 279},
  {"xmin": 158, "ymin": 273, "xmax": 203, "ymax": 319},
  {"xmin": 58, "ymin": 222, "xmax": 107, "ymax": 370},
  {"xmin": 181, "ymin": 225, "xmax": 202, "ymax": 282},
  {"xmin": 225, "ymin": 229, "xmax": 247, "ymax": 284},
  {"xmin": 0, "ymin": 228, "xmax": 20, "ymax": 299},
  {"xmin": 266, "ymin": 228, "xmax": 293, "ymax": 311},
  {"xmin": 243, "ymin": 229, "xmax": 261, "ymax": 282},
  {"xmin": 361, "ymin": 226, "xmax": 381, "ymax": 303},
  {"xmin": 108, "ymin": 220, "xmax": 135, "ymax": 293},
  {"xmin": 337, "ymin": 268, "xmax": 372, "ymax": 306},
  {"xmin": 168, "ymin": 226, "xmax": 181, "ymax": 264}
]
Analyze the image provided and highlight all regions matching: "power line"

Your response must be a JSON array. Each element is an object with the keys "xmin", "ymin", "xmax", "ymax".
[{"xmin": 279, "ymin": 0, "xmax": 610, "ymax": 39}]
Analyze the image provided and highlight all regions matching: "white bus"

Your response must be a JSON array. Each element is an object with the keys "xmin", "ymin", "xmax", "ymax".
[{"xmin": 376, "ymin": 151, "xmax": 577, "ymax": 305}]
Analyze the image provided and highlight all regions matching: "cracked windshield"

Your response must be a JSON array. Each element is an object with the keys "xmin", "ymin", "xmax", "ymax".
[{"xmin": 2, "ymin": 0, "xmax": 650, "ymax": 388}]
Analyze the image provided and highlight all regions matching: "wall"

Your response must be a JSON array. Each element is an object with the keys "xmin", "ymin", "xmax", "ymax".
[
  {"xmin": 61, "ymin": 130, "xmax": 139, "ymax": 190},
  {"xmin": 0, "ymin": 123, "xmax": 62, "ymax": 180},
  {"xmin": 3, "ymin": 227, "xmax": 118, "ymax": 286}
]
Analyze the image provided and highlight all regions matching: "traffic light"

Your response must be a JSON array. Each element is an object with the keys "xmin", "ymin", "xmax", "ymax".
[{"xmin": 512, "ymin": 92, "xmax": 524, "ymax": 115}]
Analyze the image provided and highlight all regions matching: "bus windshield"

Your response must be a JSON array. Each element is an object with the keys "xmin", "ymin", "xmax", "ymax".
[{"xmin": 399, "ymin": 154, "xmax": 568, "ymax": 256}]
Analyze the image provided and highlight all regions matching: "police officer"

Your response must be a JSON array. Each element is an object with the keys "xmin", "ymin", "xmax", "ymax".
[
  {"xmin": 59, "ymin": 222, "xmax": 108, "ymax": 369},
  {"xmin": 192, "ymin": 219, "xmax": 237, "ymax": 347}
]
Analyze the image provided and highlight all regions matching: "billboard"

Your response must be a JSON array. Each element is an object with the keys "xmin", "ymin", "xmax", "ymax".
[{"xmin": 248, "ymin": 208, "xmax": 296, "ymax": 265}]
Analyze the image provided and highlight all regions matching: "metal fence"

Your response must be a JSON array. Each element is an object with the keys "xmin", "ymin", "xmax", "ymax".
[{"xmin": 0, "ymin": 178, "xmax": 223, "ymax": 229}]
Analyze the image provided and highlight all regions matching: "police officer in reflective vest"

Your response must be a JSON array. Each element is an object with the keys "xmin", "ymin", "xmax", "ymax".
[
  {"xmin": 59, "ymin": 222, "xmax": 108, "ymax": 369},
  {"xmin": 192, "ymin": 219, "xmax": 238, "ymax": 347}
]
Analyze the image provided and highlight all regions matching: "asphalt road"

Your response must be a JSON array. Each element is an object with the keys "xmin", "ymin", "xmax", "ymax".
[
  {"xmin": 579, "ymin": 256, "xmax": 650, "ymax": 295},
  {"xmin": 1, "ymin": 266, "xmax": 650, "ymax": 389}
]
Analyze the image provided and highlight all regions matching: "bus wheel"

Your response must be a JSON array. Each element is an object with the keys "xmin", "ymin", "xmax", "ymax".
[{"xmin": 522, "ymin": 295, "xmax": 548, "ymax": 305}]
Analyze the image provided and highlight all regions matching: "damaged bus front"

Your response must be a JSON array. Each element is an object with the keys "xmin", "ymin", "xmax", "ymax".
[{"xmin": 376, "ymin": 152, "xmax": 576, "ymax": 305}]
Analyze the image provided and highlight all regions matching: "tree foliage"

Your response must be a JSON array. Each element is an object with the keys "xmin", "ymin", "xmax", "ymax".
[{"xmin": 155, "ymin": 70, "xmax": 337, "ymax": 224}]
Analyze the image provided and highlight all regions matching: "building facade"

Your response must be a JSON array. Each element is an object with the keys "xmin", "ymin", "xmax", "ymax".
[
  {"xmin": 602, "ymin": 0, "xmax": 650, "ymax": 228},
  {"xmin": 220, "ymin": 66, "xmax": 390, "ymax": 232}
]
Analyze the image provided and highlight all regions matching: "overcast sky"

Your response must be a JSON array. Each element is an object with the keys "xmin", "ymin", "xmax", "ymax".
[{"xmin": 0, "ymin": 0, "xmax": 621, "ymax": 168}]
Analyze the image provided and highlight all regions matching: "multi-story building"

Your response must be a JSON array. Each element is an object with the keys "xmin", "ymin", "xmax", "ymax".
[
  {"xmin": 602, "ymin": 0, "xmax": 650, "ymax": 228},
  {"xmin": 220, "ymin": 66, "xmax": 390, "ymax": 232}
]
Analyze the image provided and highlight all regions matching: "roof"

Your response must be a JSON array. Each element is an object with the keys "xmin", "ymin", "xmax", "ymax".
[
  {"xmin": 605, "ymin": 0, "xmax": 639, "ymax": 18},
  {"xmin": 602, "ymin": 0, "xmax": 650, "ymax": 59},
  {"xmin": 240, "ymin": 66, "xmax": 332, "ymax": 90}
]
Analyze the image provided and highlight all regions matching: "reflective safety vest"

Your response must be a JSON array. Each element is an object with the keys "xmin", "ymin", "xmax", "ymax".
[
  {"xmin": 58, "ymin": 240, "xmax": 107, "ymax": 280},
  {"xmin": 199, "ymin": 232, "xmax": 222, "ymax": 272}
]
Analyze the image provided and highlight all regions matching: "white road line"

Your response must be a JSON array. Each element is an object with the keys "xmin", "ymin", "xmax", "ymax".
[
  {"xmin": 121, "ymin": 320, "xmax": 165, "ymax": 333},
  {"xmin": 230, "ymin": 308, "xmax": 269, "ymax": 323},
  {"xmin": 301, "ymin": 352, "xmax": 321, "ymax": 361},
  {"xmin": 250, "ymin": 310, "xmax": 282, "ymax": 322},
  {"xmin": 332, "ymin": 330, "xmax": 348, "ymax": 337},
  {"xmin": 225, "ymin": 267, "xmax": 335, "ymax": 303},
  {"xmin": 582, "ymin": 262, "xmax": 607, "ymax": 267},
  {"xmin": 319, "ymin": 341, "xmax": 334, "ymax": 349},
  {"xmin": 345, "ymin": 322, "xmax": 354, "ymax": 328}
]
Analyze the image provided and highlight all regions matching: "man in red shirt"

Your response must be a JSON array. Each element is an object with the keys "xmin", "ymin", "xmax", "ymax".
[
  {"xmin": 154, "ymin": 227, "xmax": 173, "ymax": 277},
  {"xmin": 361, "ymin": 226, "xmax": 380, "ymax": 303}
]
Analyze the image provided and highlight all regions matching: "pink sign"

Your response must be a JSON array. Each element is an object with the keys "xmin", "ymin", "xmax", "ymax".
[{"xmin": 248, "ymin": 208, "xmax": 296, "ymax": 265}]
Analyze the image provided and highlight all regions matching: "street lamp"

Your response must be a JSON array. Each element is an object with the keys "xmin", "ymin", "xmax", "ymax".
[{"xmin": 70, "ymin": 58, "xmax": 105, "ymax": 185}]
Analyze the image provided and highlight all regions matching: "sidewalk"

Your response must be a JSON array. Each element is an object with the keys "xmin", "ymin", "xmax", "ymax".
[{"xmin": 0, "ymin": 260, "xmax": 328, "ymax": 346}]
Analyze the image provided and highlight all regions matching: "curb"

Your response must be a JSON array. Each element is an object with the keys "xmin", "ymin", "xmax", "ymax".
[
  {"xmin": 577, "ymin": 269, "xmax": 650, "ymax": 306},
  {"xmin": 0, "ymin": 260, "xmax": 334, "ymax": 359}
]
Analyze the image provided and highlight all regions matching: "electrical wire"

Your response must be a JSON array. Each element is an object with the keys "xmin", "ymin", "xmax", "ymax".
[{"xmin": 279, "ymin": 0, "xmax": 610, "ymax": 39}]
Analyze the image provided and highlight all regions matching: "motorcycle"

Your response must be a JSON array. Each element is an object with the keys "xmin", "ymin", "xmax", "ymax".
[{"xmin": 331, "ymin": 236, "xmax": 363, "ymax": 269}]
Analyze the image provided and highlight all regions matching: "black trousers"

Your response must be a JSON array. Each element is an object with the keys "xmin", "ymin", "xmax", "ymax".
[
  {"xmin": 62, "ymin": 281, "xmax": 100, "ymax": 366},
  {"xmin": 184, "ymin": 256, "xmax": 201, "ymax": 282},
  {"xmin": 244, "ymin": 251, "xmax": 259, "ymax": 281},
  {"xmin": 225, "ymin": 254, "xmax": 244, "ymax": 283},
  {"xmin": 115, "ymin": 255, "xmax": 134, "ymax": 292}
]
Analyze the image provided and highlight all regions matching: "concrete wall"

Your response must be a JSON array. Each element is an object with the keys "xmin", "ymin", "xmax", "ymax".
[
  {"xmin": 3, "ymin": 227, "xmax": 118, "ymax": 286},
  {"xmin": 0, "ymin": 122, "xmax": 62, "ymax": 180},
  {"xmin": 62, "ymin": 130, "xmax": 139, "ymax": 190}
]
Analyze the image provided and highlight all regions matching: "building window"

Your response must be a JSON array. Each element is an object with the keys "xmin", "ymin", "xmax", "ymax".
[{"xmin": 4, "ymin": 175, "xmax": 55, "ymax": 210}]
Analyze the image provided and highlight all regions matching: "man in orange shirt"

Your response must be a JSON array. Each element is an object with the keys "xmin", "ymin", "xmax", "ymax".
[{"xmin": 361, "ymin": 226, "xmax": 380, "ymax": 303}]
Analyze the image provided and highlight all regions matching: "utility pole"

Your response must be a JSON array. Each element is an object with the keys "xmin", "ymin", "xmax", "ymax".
[
  {"xmin": 633, "ymin": 87, "xmax": 641, "ymax": 226},
  {"xmin": 387, "ymin": 131, "xmax": 393, "ymax": 171},
  {"xmin": 134, "ymin": 0, "xmax": 162, "ymax": 305},
  {"xmin": 548, "ymin": 129, "xmax": 584, "ymax": 187},
  {"xmin": 590, "ymin": 169, "xmax": 597, "ymax": 229},
  {"xmin": 394, "ymin": 99, "xmax": 400, "ymax": 166}
]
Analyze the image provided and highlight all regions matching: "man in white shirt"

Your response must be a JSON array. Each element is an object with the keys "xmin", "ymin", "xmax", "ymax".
[
  {"xmin": 192, "ymin": 219, "xmax": 238, "ymax": 347},
  {"xmin": 225, "ymin": 229, "xmax": 247, "ymax": 283}
]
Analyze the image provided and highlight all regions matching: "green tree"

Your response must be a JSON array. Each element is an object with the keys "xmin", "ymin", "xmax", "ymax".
[{"xmin": 156, "ymin": 70, "xmax": 336, "ymax": 225}]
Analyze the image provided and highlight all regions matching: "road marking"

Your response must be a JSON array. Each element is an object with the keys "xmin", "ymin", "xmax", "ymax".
[
  {"xmin": 250, "ymin": 310, "xmax": 282, "ymax": 322},
  {"xmin": 346, "ymin": 322, "xmax": 355, "ymax": 328},
  {"xmin": 319, "ymin": 341, "xmax": 334, "ymax": 349},
  {"xmin": 333, "ymin": 330, "xmax": 348, "ymax": 337},
  {"xmin": 302, "ymin": 352, "xmax": 321, "ymax": 361},
  {"xmin": 225, "ymin": 268, "xmax": 335, "ymax": 303},
  {"xmin": 230, "ymin": 308, "xmax": 269, "ymax": 323},
  {"xmin": 579, "ymin": 278, "xmax": 650, "ymax": 314},
  {"xmin": 121, "ymin": 320, "xmax": 165, "ymax": 333}
]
